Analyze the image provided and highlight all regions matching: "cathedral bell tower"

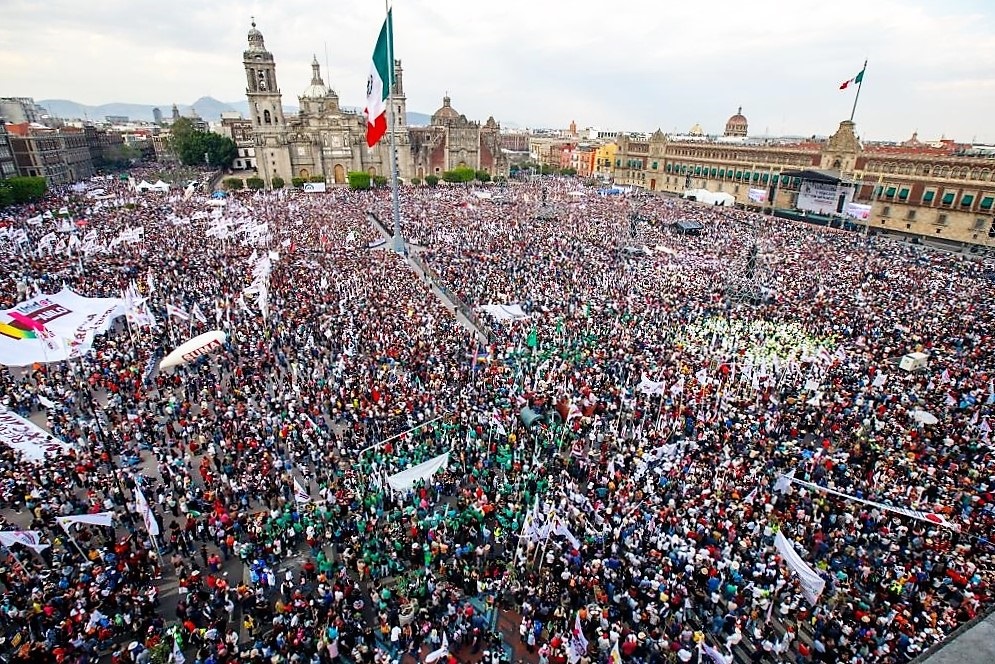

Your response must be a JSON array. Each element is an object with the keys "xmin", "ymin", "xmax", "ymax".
[{"xmin": 243, "ymin": 19, "xmax": 291, "ymax": 186}]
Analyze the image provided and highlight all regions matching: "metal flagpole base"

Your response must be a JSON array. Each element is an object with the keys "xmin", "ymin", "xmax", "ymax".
[{"xmin": 391, "ymin": 233, "xmax": 406, "ymax": 255}]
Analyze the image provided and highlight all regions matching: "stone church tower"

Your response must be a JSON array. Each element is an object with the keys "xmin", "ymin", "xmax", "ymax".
[{"xmin": 243, "ymin": 20, "xmax": 292, "ymax": 187}]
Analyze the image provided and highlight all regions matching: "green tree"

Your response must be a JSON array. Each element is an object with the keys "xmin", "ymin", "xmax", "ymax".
[
  {"xmin": 442, "ymin": 167, "xmax": 475, "ymax": 184},
  {"xmin": 246, "ymin": 177, "xmax": 264, "ymax": 190},
  {"xmin": 224, "ymin": 177, "xmax": 244, "ymax": 190},
  {"xmin": 474, "ymin": 170, "xmax": 491, "ymax": 183},
  {"xmin": 271, "ymin": 176, "xmax": 285, "ymax": 189},
  {"xmin": 424, "ymin": 175, "xmax": 439, "ymax": 187},
  {"xmin": 309, "ymin": 175, "xmax": 326, "ymax": 183},
  {"xmin": 560, "ymin": 167, "xmax": 577, "ymax": 176},
  {"xmin": 169, "ymin": 118, "xmax": 237, "ymax": 168},
  {"xmin": 291, "ymin": 177, "xmax": 305, "ymax": 188},
  {"xmin": 372, "ymin": 175, "xmax": 388, "ymax": 188},
  {"xmin": 409, "ymin": 177, "xmax": 421, "ymax": 186},
  {"xmin": 348, "ymin": 171, "xmax": 371, "ymax": 190},
  {"xmin": 0, "ymin": 176, "xmax": 47, "ymax": 206}
]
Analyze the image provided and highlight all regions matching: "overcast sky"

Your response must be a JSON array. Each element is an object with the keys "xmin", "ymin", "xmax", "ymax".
[{"xmin": 2, "ymin": 0, "xmax": 994, "ymax": 142}]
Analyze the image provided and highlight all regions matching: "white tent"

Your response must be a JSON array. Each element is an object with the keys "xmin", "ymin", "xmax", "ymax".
[
  {"xmin": 151, "ymin": 180, "xmax": 170, "ymax": 192},
  {"xmin": 683, "ymin": 188, "xmax": 735, "ymax": 207},
  {"xmin": 135, "ymin": 180, "xmax": 155, "ymax": 192}
]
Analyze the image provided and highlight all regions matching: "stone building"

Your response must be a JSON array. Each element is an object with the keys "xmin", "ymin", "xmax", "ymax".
[
  {"xmin": 612, "ymin": 118, "xmax": 995, "ymax": 246},
  {"xmin": 5, "ymin": 123, "xmax": 94, "ymax": 185},
  {"xmin": 241, "ymin": 20, "xmax": 507, "ymax": 187}
]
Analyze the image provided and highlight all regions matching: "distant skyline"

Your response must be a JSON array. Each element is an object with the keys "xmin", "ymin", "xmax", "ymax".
[{"xmin": 2, "ymin": 0, "xmax": 994, "ymax": 143}]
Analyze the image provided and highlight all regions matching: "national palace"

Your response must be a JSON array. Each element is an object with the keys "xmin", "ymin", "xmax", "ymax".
[{"xmin": 606, "ymin": 111, "xmax": 995, "ymax": 246}]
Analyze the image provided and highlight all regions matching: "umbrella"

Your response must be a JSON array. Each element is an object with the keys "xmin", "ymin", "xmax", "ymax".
[{"xmin": 911, "ymin": 410, "xmax": 938, "ymax": 425}]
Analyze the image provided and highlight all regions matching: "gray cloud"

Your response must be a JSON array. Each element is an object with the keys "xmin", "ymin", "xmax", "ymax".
[{"xmin": 1, "ymin": 0, "xmax": 992, "ymax": 142}]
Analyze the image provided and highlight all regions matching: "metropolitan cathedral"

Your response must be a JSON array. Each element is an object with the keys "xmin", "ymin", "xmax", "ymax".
[{"xmin": 242, "ymin": 21, "xmax": 507, "ymax": 187}]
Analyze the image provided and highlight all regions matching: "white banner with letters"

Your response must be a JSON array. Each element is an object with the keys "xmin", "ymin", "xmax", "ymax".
[
  {"xmin": 774, "ymin": 530, "xmax": 825, "ymax": 605},
  {"xmin": 0, "ymin": 288, "xmax": 125, "ymax": 366},
  {"xmin": 0, "ymin": 407, "xmax": 72, "ymax": 462},
  {"xmin": 797, "ymin": 181, "xmax": 847, "ymax": 216}
]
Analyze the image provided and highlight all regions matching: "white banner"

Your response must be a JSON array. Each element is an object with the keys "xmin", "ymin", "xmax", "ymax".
[
  {"xmin": 56, "ymin": 512, "xmax": 115, "ymax": 532},
  {"xmin": 478, "ymin": 304, "xmax": 529, "ymax": 321},
  {"xmin": 0, "ymin": 407, "xmax": 72, "ymax": 462},
  {"xmin": 748, "ymin": 188, "xmax": 767, "ymax": 203},
  {"xmin": 0, "ymin": 530, "xmax": 50, "ymax": 552},
  {"xmin": 774, "ymin": 530, "xmax": 825, "ymax": 605},
  {"xmin": 778, "ymin": 474, "xmax": 959, "ymax": 530},
  {"xmin": 797, "ymin": 181, "xmax": 847, "ymax": 216},
  {"xmin": 294, "ymin": 477, "xmax": 312, "ymax": 505},
  {"xmin": 302, "ymin": 182, "xmax": 326, "ymax": 193},
  {"xmin": 386, "ymin": 452, "xmax": 450, "ymax": 493},
  {"xmin": 134, "ymin": 482, "xmax": 160, "ymax": 537},
  {"xmin": 637, "ymin": 374, "xmax": 667, "ymax": 396},
  {"xmin": 0, "ymin": 288, "xmax": 125, "ymax": 366},
  {"xmin": 845, "ymin": 202, "xmax": 872, "ymax": 220}
]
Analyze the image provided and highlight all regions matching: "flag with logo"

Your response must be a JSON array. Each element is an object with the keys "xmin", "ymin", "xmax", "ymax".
[
  {"xmin": 609, "ymin": 639, "xmax": 622, "ymax": 664},
  {"xmin": 567, "ymin": 612, "xmax": 589, "ymax": 663},
  {"xmin": 0, "ymin": 530, "xmax": 50, "ymax": 553},
  {"xmin": 364, "ymin": 10, "xmax": 393, "ymax": 148},
  {"xmin": 293, "ymin": 477, "xmax": 312, "ymax": 505}
]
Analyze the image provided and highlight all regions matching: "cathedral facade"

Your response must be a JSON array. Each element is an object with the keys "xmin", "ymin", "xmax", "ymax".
[{"xmin": 242, "ymin": 21, "xmax": 507, "ymax": 187}]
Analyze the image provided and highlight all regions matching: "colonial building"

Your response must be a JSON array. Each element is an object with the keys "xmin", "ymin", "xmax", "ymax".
[
  {"xmin": 241, "ymin": 21, "xmax": 506, "ymax": 187},
  {"xmin": 0, "ymin": 124, "xmax": 17, "ymax": 180},
  {"xmin": 612, "ymin": 113, "xmax": 995, "ymax": 246},
  {"xmin": 5, "ymin": 123, "xmax": 94, "ymax": 185}
]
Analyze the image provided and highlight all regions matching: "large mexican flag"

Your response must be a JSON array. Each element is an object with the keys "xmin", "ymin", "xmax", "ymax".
[{"xmin": 364, "ymin": 10, "xmax": 393, "ymax": 148}]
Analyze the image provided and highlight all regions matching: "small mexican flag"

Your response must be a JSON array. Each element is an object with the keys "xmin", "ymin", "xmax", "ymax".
[
  {"xmin": 839, "ymin": 66, "xmax": 865, "ymax": 90},
  {"xmin": 364, "ymin": 10, "xmax": 393, "ymax": 148}
]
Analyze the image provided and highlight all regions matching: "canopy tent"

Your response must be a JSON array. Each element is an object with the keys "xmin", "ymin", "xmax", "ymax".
[
  {"xmin": 683, "ymin": 189, "xmax": 735, "ymax": 206},
  {"xmin": 780, "ymin": 168, "xmax": 843, "ymax": 185},
  {"xmin": 675, "ymin": 220, "xmax": 704, "ymax": 235}
]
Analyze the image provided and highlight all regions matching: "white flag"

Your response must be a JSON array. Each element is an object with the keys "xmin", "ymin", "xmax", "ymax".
[
  {"xmin": 56, "ymin": 512, "xmax": 114, "ymax": 532},
  {"xmin": 425, "ymin": 633, "xmax": 449, "ymax": 664},
  {"xmin": 0, "ymin": 530, "xmax": 49, "ymax": 553},
  {"xmin": 191, "ymin": 303, "xmax": 207, "ymax": 324},
  {"xmin": 166, "ymin": 304, "xmax": 190, "ymax": 321},
  {"xmin": 134, "ymin": 482, "xmax": 160, "ymax": 537},
  {"xmin": 171, "ymin": 635, "xmax": 186, "ymax": 664}
]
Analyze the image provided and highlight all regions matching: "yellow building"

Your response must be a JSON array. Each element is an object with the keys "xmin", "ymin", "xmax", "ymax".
[
  {"xmin": 594, "ymin": 142, "xmax": 617, "ymax": 179},
  {"xmin": 612, "ymin": 110, "xmax": 995, "ymax": 247}
]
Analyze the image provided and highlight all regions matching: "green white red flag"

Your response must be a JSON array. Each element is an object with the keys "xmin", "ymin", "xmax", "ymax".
[
  {"xmin": 839, "ymin": 67, "xmax": 865, "ymax": 90},
  {"xmin": 364, "ymin": 10, "xmax": 393, "ymax": 148}
]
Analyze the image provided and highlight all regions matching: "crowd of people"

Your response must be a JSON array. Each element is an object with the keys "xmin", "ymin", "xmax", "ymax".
[{"xmin": 0, "ymin": 168, "xmax": 992, "ymax": 664}]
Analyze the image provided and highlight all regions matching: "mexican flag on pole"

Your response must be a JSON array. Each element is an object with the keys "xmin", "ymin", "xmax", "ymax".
[
  {"xmin": 364, "ymin": 10, "xmax": 393, "ymax": 148},
  {"xmin": 839, "ymin": 66, "xmax": 865, "ymax": 90}
]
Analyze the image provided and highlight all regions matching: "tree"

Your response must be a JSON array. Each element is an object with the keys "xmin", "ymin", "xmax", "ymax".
[
  {"xmin": 475, "ymin": 170, "xmax": 491, "ymax": 183},
  {"xmin": 246, "ymin": 177, "xmax": 264, "ymax": 190},
  {"xmin": 271, "ymin": 176, "xmax": 285, "ymax": 189},
  {"xmin": 560, "ymin": 167, "xmax": 577, "ymax": 176},
  {"xmin": 309, "ymin": 175, "xmax": 326, "ymax": 183},
  {"xmin": 424, "ymin": 175, "xmax": 440, "ymax": 187},
  {"xmin": 0, "ymin": 176, "xmax": 47, "ymax": 206},
  {"xmin": 168, "ymin": 117, "xmax": 237, "ymax": 168},
  {"xmin": 224, "ymin": 178, "xmax": 244, "ymax": 191},
  {"xmin": 348, "ymin": 171, "xmax": 371, "ymax": 190},
  {"xmin": 372, "ymin": 175, "xmax": 388, "ymax": 188},
  {"xmin": 442, "ymin": 167, "xmax": 475, "ymax": 184},
  {"xmin": 409, "ymin": 177, "xmax": 421, "ymax": 186},
  {"xmin": 291, "ymin": 177, "xmax": 305, "ymax": 188}
]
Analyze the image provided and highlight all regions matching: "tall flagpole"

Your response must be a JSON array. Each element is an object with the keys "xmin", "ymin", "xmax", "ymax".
[
  {"xmin": 384, "ymin": 2, "xmax": 405, "ymax": 255},
  {"xmin": 849, "ymin": 59, "xmax": 867, "ymax": 123}
]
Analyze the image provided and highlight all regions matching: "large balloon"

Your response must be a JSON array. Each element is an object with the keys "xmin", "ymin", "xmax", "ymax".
[{"xmin": 160, "ymin": 330, "xmax": 227, "ymax": 370}]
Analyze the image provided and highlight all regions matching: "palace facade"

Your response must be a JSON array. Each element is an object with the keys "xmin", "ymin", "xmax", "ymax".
[
  {"xmin": 241, "ymin": 21, "xmax": 507, "ymax": 187},
  {"xmin": 613, "ymin": 109, "xmax": 995, "ymax": 246}
]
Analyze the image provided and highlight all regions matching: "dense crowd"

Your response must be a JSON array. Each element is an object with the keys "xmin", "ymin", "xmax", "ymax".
[{"xmin": 0, "ymin": 170, "xmax": 992, "ymax": 664}]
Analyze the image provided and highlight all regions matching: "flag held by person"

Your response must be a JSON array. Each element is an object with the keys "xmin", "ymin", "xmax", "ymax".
[
  {"xmin": 425, "ymin": 632, "xmax": 449, "ymax": 663},
  {"xmin": 293, "ymin": 477, "xmax": 312, "ymax": 505},
  {"xmin": 364, "ymin": 10, "xmax": 393, "ymax": 148}
]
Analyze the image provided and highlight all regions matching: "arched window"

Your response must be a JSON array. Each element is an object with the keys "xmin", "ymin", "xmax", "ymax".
[{"xmin": 264, "ymin": 110, "xmax": 272, "ymax": 124}]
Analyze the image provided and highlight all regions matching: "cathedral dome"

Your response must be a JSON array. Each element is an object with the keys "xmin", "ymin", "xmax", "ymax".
[
  {"xmin": 432, "ymin": 96, "xmax": 460, "ymax": 124},
  {"xmin": 301, "ymin": 56, "xmax": 330, "ymax": 99},
  {"xmin": 724, "ymin": 106, "xmax": 748, "ymax": 137}
]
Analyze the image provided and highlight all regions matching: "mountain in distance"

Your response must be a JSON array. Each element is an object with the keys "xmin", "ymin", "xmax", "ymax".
[{"xmin": 40, "ymin": 97, "xmax": 433, "ymax": 126}]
